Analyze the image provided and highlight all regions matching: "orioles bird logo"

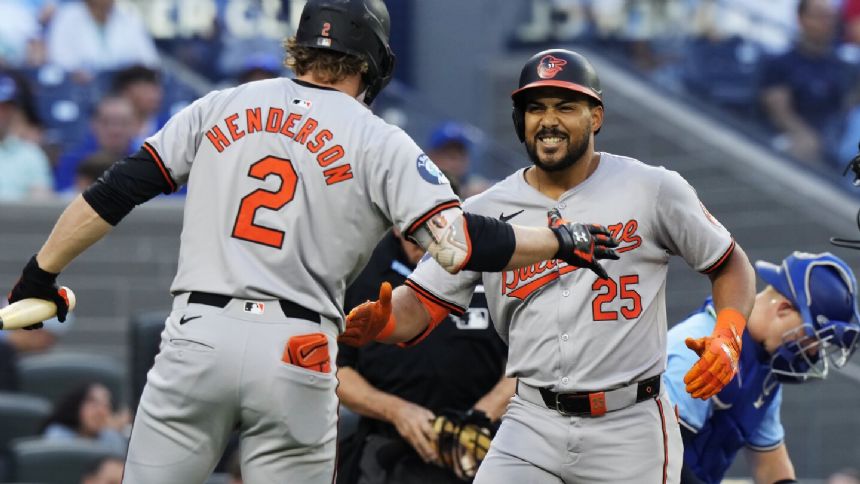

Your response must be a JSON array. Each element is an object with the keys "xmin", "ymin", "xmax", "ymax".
[{"xmin": 537, "ymin": 55, "xmax": 567, "ymax": 79}]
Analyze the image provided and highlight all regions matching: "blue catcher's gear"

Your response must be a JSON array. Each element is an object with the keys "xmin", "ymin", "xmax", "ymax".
[{"xmin": 754, "ymin": 252, "xmax": 860, "ymax": 383}]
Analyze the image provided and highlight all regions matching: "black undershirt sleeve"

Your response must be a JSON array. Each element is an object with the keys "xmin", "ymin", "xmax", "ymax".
[
  {"xmin": 82, "ymin": 148, "xmax": 175, "ymax": 226},
  {"xmin": 462, "ymin": 213, "xmax": 516, "ymax": 272}
]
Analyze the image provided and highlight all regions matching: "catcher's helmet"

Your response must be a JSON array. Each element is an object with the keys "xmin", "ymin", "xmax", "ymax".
[
  {"xmin": 755, "ymin": 252, "xmax": 860, "ymax": 383},
  {"xmin": 511, "ymin": 49, "xmax": 603, "ymax": 142},
  {"xmin": 294, "ymin": 0, "xmax": 395, "ymax": 105}
]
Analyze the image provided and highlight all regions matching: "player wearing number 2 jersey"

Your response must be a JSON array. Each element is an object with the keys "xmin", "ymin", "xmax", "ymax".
[
  {"xmin": 343, "ymin": 49, "xmax": 757, "ymax": 483},
  {"xmin": 3, "ymin": 4, "xmax": 619, "ymax": 484}
]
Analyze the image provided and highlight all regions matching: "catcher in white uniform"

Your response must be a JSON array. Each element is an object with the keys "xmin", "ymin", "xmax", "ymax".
[
  {"xmin": 342, "ymin": 49, "xmax": 757, "ymax": 484},
  {"xmin": 3, "ymin": 5, "xmax": 621, "ymax": 483}
]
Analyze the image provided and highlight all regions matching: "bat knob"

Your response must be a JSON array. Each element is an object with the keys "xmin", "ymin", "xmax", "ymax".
[{"xmin": 58, "ymin": 286, "xmax": 77, "ymax": 312}]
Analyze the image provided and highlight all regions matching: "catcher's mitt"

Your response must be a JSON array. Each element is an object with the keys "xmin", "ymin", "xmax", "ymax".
[{"xmin": 432, "ymin": 409, "xmax": 497, "ymax": 481}]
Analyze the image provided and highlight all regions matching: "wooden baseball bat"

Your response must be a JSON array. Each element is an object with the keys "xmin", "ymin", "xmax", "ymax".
[{"xmin": 0, "ymin": 287, "xmax": 76, "ymax": 330}]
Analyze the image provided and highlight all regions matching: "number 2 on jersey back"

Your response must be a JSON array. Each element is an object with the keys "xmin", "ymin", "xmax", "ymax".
[{"xmin": 232, "ymin": 156, "xmax": 298, "ymax": 249}]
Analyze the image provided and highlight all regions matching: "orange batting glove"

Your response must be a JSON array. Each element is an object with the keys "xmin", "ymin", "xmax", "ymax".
[
  {"xmin": 338, "ymin": 282, "xmax": 396, "ymax": 347},
  {"xmin": 683, "ymin": 308, "xmax": 746, "ymax": 400}
]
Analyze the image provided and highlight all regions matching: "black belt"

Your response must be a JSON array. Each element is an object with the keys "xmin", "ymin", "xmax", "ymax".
[
  {"xmin": 188, "ymin": 291, "xmax": 321, "ymax": 324},
  {"xmin": 537, "ymin": 375, "xmax": 661, "ymax": 417}
]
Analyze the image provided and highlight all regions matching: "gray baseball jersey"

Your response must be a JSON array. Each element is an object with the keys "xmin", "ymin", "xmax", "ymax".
[
  {"xmin": 407, "ymin": 152, "xmax": 734, "ymax": 392},
  {"xmin": 144, "ymin": 78, "xmax": 459, "ymax": 327},
  {"xmin": 125, "ymin": 78, "xmax": 461, "ymax": 484}
]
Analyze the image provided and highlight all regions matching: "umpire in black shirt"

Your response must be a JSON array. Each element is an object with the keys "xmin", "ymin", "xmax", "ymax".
[{"xmin": 336, "ymin": 229, "xmax": 513, "ymax": 484}]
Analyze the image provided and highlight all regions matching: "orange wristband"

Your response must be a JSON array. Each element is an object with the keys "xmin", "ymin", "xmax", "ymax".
[
  {"xmin": 715, "ymin": 308, "xmax": 746, "ymax": 348},
  {"xmin": 374, "ymin": 313, "xmax": 397, "ymax": 341}
]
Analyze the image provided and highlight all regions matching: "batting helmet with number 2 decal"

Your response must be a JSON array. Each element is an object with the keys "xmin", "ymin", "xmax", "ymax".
[{"xmin": 294, "ymin": 0, "xmax": 396, "ymax": 105}]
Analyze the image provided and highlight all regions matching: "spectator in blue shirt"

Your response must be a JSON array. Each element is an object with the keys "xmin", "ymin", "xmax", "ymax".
[
  {"xmin": 761, "ymin": 0, "xmax": 855, "ymax": 167},
  {"xmin": 111, "ymin": 65, "xmax": 166, "ymax": 145},
  {"xmin": 41, "ymin": 382, "xmax": 129, "ymax": 455},
  {"xmin": 664, "ymin": 252, "xmax": 860, "ymax": 484},
  {"xmin": 54, "ymin": 95, "xmax": 137, "ymax": 192}
]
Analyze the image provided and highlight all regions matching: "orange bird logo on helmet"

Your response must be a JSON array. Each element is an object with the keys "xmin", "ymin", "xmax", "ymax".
[{"xmin": 537, "ymin": 55, "xmax": 567, "ymax": 79}]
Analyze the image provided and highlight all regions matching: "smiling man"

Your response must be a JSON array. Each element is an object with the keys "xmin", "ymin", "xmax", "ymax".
[{"xmin": 341, "ymin": 49, "xmax": 756, "ymax": 483}]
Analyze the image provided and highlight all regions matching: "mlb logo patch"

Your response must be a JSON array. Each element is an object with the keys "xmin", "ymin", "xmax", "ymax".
[
  {"xmin": 317, "ymin": 38, "xmax": 332, "ymax": 47},
  {"xmin": 244, "ymin": 302, "xmax": 265, "ymax": 314},
  {"xmin": 292, "ymin": 98, "xmax": 312, "ymax": 110}
]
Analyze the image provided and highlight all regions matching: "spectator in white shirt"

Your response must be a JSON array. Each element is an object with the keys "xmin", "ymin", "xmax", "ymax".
[
  {"xmin": 0, "ymin": 1, "xmax": 44, "ymax": 68},
  {"xmin": 46, "ymin": 0, "xmax": 158, "ymax": 79}
]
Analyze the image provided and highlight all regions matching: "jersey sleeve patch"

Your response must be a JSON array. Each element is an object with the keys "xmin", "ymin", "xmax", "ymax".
[
  {"xmin": 699, "ymin": 201, "xmax": 724, "ymax": 229},
  {"xmin": 416, "ymin": 153, "xmax": 450, "ymax": 185},
  {"xmin": 142, "ymin": 142, "xmax": 177, "ymax": 193},
  {"xmin": 405, "ymin": 278, "xmax": 466, "ymax": 316}
]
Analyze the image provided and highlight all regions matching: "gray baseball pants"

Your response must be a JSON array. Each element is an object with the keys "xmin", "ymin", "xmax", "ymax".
[{"xmin": 122, "ymin": 293, "xmax": 339, "ymax": 483}]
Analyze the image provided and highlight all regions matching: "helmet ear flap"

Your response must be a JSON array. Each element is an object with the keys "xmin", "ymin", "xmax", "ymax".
[
  {"xmin": 512, "ymin": 105, "xmax": 525, "ymax": 143},
  {"xmin": 363, "ymin": 48, "xmax": 395, "ymax": 105}
]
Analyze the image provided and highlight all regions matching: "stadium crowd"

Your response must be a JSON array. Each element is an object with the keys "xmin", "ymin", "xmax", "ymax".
[{"xmin": 1, "ymin": 0, "xmax": 859, "ymax": 202}]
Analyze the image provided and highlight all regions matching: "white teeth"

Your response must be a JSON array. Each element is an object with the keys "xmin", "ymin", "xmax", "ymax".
[{"xmin": 539, "ymin": 136, "xmax": 563, "ymax": 144}]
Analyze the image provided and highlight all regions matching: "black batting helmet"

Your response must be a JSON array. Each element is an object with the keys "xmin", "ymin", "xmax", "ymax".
[
  {"xmin": 511, "ymin": 49, "xmax": 603, "ymax": 142},
  {"xmin": 294, "ymin": 0, "xmax": 396, "ymax": 105}
]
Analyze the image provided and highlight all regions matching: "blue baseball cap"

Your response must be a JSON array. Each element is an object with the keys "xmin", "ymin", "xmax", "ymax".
[
  {"xmin": 755, "ymin": 252, "xmax": 858, "ymax": 326},
  {"xmin": 427, "ymin": 121, "xmax": 471, "ymax": 151},
  {"xmin": 240, "ymin": 53, "xmax": 281, "ymax": 75}
]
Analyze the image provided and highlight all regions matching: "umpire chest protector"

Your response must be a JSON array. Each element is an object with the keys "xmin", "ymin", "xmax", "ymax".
[{"xmin": 510, "ymin": 48, "xmax": 603, "ymax": 142}]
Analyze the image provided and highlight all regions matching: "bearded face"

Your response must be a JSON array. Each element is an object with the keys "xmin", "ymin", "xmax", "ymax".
[
  {"xmin": 522, "ymin": 89, "xmax": 600, "ymax": 171},
  {"xmin": 525, "ymin": 119, "xmax": 592, "ymax": 172}
]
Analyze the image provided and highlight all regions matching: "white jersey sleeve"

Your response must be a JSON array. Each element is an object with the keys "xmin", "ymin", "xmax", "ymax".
[
  {"xmin": 143, "ymin": 90, "xmax": 221, "ymax": 188},
  {"xmin": 655, "ymin": 170, "xmax": 734, "ymax": 273},
  {"xmin": 361, "ymin": 126, "xmax": 460, "ymax": 236}
]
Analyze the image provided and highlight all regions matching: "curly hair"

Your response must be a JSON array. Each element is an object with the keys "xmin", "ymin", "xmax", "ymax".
[{"xmin": 284, "ymin": 36, "xmax": 368, "ymax": 84}]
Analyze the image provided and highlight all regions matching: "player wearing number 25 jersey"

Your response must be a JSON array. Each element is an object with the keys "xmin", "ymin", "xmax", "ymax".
[
  {"xmin": 344, "ymin": 49, "xmax": 757, "ymax": 483},
  {"xmin": 4, "ymin": 4, "xmax": 619, "ymax": 483}
]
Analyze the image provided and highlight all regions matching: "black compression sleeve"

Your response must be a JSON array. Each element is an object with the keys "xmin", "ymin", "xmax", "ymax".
[
  {"xmin": 462, "ymin": 213, "xmax": 516, "ymax": 272},
  {"xmin": 82, "ymin": 147, "xmax": 175, "ymax": 225}
]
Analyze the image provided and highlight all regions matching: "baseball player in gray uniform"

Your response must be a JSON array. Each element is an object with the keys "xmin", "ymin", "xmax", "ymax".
[
  {"xmin": 342, "ymin": 49, "xmax": 757, "ymax": 484},
  {"xmin": 4, "ymin": 5, "xmax": 620, "ymax": 484}
]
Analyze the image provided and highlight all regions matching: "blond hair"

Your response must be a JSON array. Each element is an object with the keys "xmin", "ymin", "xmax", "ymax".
[{"xmin": 284, "ymin": 36, "xmax": 369, "ymax": 84}]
